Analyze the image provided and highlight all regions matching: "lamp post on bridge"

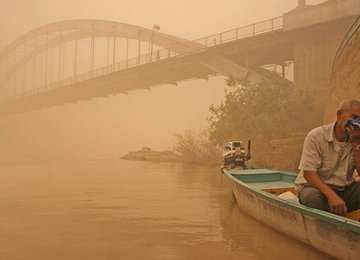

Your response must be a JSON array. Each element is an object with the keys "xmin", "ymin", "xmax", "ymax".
[
  {"xmin": 149, "ymin": 24, "xmax": 160, "ymax": 62},
  {"xmin": 298, "ymin": 0, "xmax": 306, "ymax": 7}
]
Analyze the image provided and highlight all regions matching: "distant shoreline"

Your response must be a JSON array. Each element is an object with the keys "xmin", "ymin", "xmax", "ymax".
[{"xmin": 120, "ymin": 147, "xmax": 181, "ymax": 163}]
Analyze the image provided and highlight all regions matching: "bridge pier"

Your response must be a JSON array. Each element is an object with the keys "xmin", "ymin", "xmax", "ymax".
[
  {"xmin": 291, "ymin": 27, "xmax": 346, "ymax": 127},
  {"xmin": 284, "ymin": 1, "xmax": 359, "ymax": 127}
]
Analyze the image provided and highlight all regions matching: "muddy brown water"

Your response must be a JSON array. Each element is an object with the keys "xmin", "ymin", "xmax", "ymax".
[{"xmin": 0, "ymin": 160, "xmax": 330, "ymax": 259}]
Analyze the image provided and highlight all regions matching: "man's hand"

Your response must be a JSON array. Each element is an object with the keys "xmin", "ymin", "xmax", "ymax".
[
  {"xmin": 328, "ymin": 194, "xmax": 347, "ymax": 216},
  {"xmin": 345, "ymin": 125, "xmax": 360, "ymax": 144},
  {"xmin": 304, "ymin": 171, "xmax": 348, "ymax": 216}
]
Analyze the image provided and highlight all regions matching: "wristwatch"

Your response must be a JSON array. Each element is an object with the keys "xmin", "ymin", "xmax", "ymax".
[{"xmin": 353, "ymin": 144, "xmax": 360, "ymax": 152}]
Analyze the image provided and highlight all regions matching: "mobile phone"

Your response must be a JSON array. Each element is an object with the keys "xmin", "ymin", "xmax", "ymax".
[
  {"xmin": 344, "ymin": 119, "xmax": 360, "ymax": 141},
  {"xmin": 344, "ymin": 119, "xmax": 360, "ymax": 128}
]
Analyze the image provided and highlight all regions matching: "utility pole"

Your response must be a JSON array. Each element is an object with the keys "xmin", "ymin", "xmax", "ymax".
[{"xmin": 149, "ymin": 24, "xmax": 160, "ymax": 62}]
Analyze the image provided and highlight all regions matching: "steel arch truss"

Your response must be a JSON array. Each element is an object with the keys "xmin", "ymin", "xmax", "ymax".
[
  {"xmin": 0, "ymin": 19, "xmax": 203, "ymax": 98},
  {"xmin": 0, "ymin": 19, "xmax": 291, "ymax": 113}
]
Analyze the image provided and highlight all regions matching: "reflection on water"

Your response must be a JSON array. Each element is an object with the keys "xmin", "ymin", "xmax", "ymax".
[{"xmin": 0, "ymin": 160, "xmax": 329, "ymax": 259}]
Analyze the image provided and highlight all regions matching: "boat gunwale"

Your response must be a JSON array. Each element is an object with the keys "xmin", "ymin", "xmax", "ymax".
[{"xmin": 223, "ymin": 168, "xmax": 360, "ymax": 232}]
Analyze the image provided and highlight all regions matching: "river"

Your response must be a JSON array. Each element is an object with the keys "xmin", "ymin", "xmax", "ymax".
[{"xmin": 0, "ymin": 159, "xmax": 330, "ymax": 259}]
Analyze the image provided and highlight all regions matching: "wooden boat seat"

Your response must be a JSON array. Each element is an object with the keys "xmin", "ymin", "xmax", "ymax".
[
  {"xmin": 346, "ymin": 210, "xmax": 360, "ymax": 221},
  {"xmin": 262, "ymin": 187, "xmax": 297, "ymax": 196}
]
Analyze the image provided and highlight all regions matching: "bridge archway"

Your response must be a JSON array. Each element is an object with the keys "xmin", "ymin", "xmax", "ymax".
[
  {"xmin": 0, "ymin": 19, "xmax": 291, "ymax": 114},
  {"xmin": 0, "ymin": 19, "xmax": 205, "ymax": 100}
]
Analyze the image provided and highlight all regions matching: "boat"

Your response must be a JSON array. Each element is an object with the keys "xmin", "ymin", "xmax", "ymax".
[{"xmin": 222, "ymin": 167, "xmax": 360, "ymax": 259}]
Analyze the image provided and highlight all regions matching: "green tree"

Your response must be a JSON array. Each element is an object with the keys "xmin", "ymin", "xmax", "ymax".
[
  {"xmin": 208, "ymin": 75, "xmax": 313, "ymax": 145},
  {"xmin": 173, "ymin": 75, "xmax": 314, "ymax": 167}
]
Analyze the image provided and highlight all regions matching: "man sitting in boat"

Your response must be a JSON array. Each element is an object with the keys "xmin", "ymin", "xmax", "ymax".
[{"xmin": 295, "ymin": 99, "xmax": 360, "ymax": 216}]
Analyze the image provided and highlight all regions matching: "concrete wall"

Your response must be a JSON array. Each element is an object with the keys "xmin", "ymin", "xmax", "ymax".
[
  {"xmin": 324, "ymin": 27, "xmax": 360, "ymax": 122},
  {"xmin": 251, "ymin": 134, "xmax": 306, "ymax": 172}
]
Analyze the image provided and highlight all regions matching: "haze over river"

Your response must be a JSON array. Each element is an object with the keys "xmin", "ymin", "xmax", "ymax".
[{"xmin": 0, "ymin": 159, "xmax": 330, "ymax": 259}]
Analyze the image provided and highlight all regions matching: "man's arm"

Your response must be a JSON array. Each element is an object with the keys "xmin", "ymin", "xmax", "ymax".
[
  {"xmin": 303, "ymin": 170, "xmax": 347, "ymax": 216},
  {"xmin": 349, "ymin": 127, "xmax": 360, "ymax": 174},
  {"xmin": 352, "ymin": 147, "xmax": 360, "ymax": 175},
  {"xmin": 343, "ymin": 125, "xmax": 360, "ymax": 175}
]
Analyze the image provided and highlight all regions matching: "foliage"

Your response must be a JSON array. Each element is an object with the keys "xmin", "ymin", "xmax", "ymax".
[
  {"xmin": 208, "ymin": 75, "xmax": 313, "ymax": 145},
  {"xmin": 173, "ymin": 74, "xmax": 314, "ymax": 166},
  {"xmin": 172, "ymin": 129, "xmax": 222, "ymax": 165}
]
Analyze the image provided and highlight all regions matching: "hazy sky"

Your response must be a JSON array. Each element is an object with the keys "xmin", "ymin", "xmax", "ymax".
[
  {"xmin": 0, "ymin": 0, "xmax": 325, "ymax": 50},
  {"xmin": 0, "ymin": 0, "xmax": 326, "ymax": 161}
]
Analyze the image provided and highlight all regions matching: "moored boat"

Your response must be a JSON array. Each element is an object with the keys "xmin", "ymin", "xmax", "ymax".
[{"xmin": 222, "ymin": 168, "xmax": 360, "ymax": 259}]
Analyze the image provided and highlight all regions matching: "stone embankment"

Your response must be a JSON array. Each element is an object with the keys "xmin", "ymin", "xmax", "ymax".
[
  {"xmin": 121, "ymin": 147, "xmax": 181, "ymax": 163},
  {"xmin": 325, "ymin": 17, "xmax": 360, "ymax": 122}
]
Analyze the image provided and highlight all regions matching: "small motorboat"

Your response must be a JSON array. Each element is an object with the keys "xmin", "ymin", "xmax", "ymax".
[{"xmin": 222, "ymin": 167, "xmax": 360, "ymax": 259}]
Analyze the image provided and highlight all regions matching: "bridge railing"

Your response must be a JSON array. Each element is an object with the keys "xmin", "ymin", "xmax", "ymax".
[
  {"xmin": 0, "ymin": 16, "xmax": 283, "ymax": 104},
  {"xmin": 194, "ymin": 16, "xmax": 283, "ymax": 47},
  {"xmin": 0, "ymin": 49, "xmax": 181, "ymax": 104}
]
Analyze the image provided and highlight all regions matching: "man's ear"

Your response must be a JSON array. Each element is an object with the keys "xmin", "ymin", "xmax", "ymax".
[{"xmin": 336, "ymin": 109, "xmax": 342, "ymax": 119}]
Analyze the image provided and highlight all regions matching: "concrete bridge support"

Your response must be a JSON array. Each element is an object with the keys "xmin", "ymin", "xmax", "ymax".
[
  {"xmin": 291, "ymin": 23, "xmax": 350, "ymax": 127},
  {"xmin": 284, "ymin": 1, "xmax": 359, "ymax": 128}
]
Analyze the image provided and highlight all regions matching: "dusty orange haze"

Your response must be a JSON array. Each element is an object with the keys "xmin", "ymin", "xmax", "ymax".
[{"xmin": 0, "ymin": 0, "xmax": 324, "ymax": 162}]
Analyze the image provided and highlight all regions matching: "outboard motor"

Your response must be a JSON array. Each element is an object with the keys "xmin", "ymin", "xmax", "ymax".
[{"xmin": 222, "ymin": 140, "xmax": 252, "ymax": 170}]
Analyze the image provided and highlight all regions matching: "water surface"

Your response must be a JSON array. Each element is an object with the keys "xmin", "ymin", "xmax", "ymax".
[{"xmin": 0, "ymin": 160, "xmax": 329, "ymax": 259}]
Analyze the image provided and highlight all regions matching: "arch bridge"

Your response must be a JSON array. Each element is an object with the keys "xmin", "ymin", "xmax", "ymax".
[
  {"xmin": 1, "ymin": 0, "xmax": 359, "ymax": 116},
  {"xmin": 0, "ymin": 18, "xmax": 286, "ymax": 114}
]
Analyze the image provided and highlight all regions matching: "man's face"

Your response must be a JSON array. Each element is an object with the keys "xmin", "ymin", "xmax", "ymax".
[{"xmin": 337, "ymin": 105, "xmax": 360, "ymax": 130}]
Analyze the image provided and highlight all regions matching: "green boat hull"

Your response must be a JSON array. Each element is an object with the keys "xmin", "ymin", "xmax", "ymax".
[{"xmin": 223, "ymin": 168, "xmax": 360, "ymax": 259}]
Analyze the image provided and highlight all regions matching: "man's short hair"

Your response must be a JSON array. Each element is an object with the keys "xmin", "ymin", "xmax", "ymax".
[{"xmin": 338, "ymin": 99, "xmax": 360, "ymax": 111}]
